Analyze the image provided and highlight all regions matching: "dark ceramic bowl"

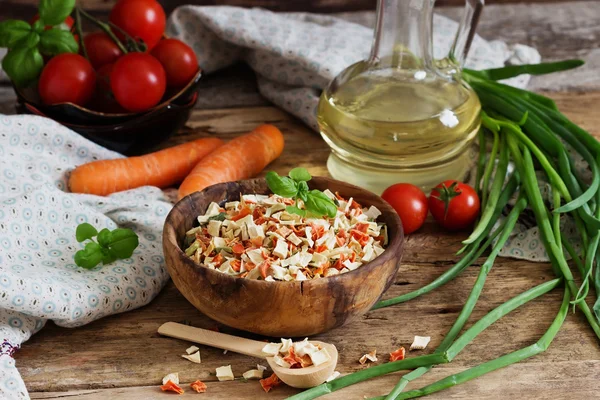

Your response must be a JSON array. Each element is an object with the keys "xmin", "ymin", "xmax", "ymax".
[{"xmin": 15, "ymin": 69, "xmax": 202, "ymax": 155}]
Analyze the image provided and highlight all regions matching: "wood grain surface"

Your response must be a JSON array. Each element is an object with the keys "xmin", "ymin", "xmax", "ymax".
[{"xmin": 2, "ymin": 0, "xmax": 600, "ymax": 399}]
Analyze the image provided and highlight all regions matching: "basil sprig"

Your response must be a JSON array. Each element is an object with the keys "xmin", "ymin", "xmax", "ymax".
[
  {"xmin": 74, "ymin": 223, "xmax": 139, "ymax": 269},
  {"xmin": 0, "ymin": 0, "xmax": 78, "ymax": 87},
  {"xmin": 266, "ymin": 167, "xmax": 338, "ymax": 218}
]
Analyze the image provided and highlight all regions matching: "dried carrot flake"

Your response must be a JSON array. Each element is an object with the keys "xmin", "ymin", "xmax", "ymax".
[
  {"xmin": 160, "ymin": 380, "xmax": 184, "ymax": 394},
  {"xmin": 389, "ymin": 347, "xmax": 406, "ymax": 362},
  {"xmin": 190, "ymin": 380, "xmax": 207, "ymax": 393},
  {"xmin": 260, "ymin": 373, "xmax": 281, "ymax": 393}
]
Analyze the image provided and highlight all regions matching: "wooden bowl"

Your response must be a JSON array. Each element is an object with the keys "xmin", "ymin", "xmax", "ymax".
[{"xmin": 163, "ymin": 177, "xmax": 404, "ymax": 337}]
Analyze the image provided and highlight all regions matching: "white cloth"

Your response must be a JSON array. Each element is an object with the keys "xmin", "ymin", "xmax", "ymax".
[{"xmin": 0, "ymin": 115, "xmax": 172, "ymax": 398}]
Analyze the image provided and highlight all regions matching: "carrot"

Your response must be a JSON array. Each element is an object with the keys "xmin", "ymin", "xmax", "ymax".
[
  {"xmin": 259, "ymin": 373, "xmax": 281, "ymax": 393},
  {"xmin": 69, "ymin": 137, "xmax": 224, "ymax": 196},
  {"xmin": 389, "ymin": 347, "xmax": 406, "ymax": 362},
  {"xmin": 190, "ymin": 380, "xmax": 207, "ymax": 393},
  {"xmin": 160, "ymin": 380, "xmax": 184, "ymax": 394},
  {"xmin": 178, "ymin": 124, "xmax": 284, "ymax": 199}
]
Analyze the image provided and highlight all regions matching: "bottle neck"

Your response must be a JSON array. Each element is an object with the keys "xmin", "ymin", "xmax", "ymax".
[{"xmin": 369, "ymin": 0, "xmax": 435, "ymax": 71}]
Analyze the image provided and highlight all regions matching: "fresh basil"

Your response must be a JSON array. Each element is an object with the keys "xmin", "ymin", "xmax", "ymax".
[
  {"xmin": 265, "ymin": 168, "xmax": 338, "ymax": 218},
  {"xmin": 265, "ymin": 171, "xmax": 298, "ymax": 198},
  {"xmin": 39, "ymin": 28, "xmax": 78, "ymax": 55},
  {"xmin": 76, "ymin": 223, "xmax": 99, "ymax": 242},
  {"xmin": 74, "ymin": 241, "xmax": 105, "ymax": 270},
  {"xmin": 289, "ymin": 167, "xmax": 312, "ymax": 182},
  {"xmin": 0, "ymin": 20, "xmax": 33, "ymax": 48},
  {"xmin": 15, "ymin": 32, "xmax": 41, "ymax": 49},
  {"xmin": 2, "ymin": 47, "xmax": 44, "ymax": 88},
  {"xmin": 38, "ymin": 0, "xmax": 76, "ymax": 26},
  {"xmin": 305, "ymin": 190, "xmax": 338, "ymax": 218},
  {"xmin": 74, "ymin": 223, "xmax": 139, "ymax": 269}
]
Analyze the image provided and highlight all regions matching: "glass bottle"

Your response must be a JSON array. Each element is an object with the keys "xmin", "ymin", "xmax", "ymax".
[{"xmin": 317, "ymin": 0, "xmax": 484, "ymax": 194}]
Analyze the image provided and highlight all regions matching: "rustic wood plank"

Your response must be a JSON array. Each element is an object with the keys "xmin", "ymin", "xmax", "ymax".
[{"xmin": 13, "ymin": 89, "xmax": 600, "ymax": 399}]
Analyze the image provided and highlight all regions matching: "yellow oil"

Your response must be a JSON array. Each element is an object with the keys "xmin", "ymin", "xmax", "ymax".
[{"xmin": 317, "ymin": 62, "xmax": 481, "ymax": 193}]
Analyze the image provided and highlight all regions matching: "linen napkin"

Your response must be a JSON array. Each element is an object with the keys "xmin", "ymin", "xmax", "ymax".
[{"xmin": 0, "ymin": 115, "xmax": 172, "ymax": 399}]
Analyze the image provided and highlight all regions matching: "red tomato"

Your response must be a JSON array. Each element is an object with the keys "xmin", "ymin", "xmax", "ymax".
[
  {"xmin": 150, "ymin": 39, "xmax": 199, "ymax": 88},
  {"xmin": 88, "ymin": 63, "xmax": 126, "ymax": 113},
  {"xmin": 110, "ymin": 53, "xmax": 166, "ymax": 112},
  {"xmin": 38, "ymin": 54, "xmax": 96, "ymax": 106},
  {"xmin": 109, "ymin": 0, "xmax": 166, "ymax": 50},
  {"xmin": 83, "ymin": 32, "xmax": 123, "ymax": 70},
  {"xmin": 429, "ymin": 180, "xmax": 480, "ymax": 231},
  {"xmin": 381, "ymin": 183, "xmax": 428, "ymax": 235},
  {"xmin": 31, "ymin": 14, "xmax": 74, "ymax": 31}
]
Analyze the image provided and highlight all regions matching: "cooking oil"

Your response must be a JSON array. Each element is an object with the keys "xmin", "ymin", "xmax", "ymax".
[{"xmin": 317, "ymin": 61, "xmax": 481, "ymax": 194}]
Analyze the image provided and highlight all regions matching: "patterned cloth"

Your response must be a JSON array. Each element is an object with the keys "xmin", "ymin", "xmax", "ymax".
[{"xmin": 0, "ymin": 115, "xmax": 172, "ymax": 398}]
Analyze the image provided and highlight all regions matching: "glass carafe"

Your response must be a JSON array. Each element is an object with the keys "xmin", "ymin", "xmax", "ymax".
[{"xmin": 317, "ymin": 0, "xmax": 484, "ymax": 194}]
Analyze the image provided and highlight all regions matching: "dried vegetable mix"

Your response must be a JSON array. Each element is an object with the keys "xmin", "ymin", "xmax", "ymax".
[{"xmin": 287, "ymin": 60, "xmax": 600, "ymax": 400}]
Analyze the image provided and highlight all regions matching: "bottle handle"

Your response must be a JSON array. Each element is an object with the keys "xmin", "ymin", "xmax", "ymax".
[{"xmin": 448, "ymin": 0, "xmax": 484, "ymax": 67}]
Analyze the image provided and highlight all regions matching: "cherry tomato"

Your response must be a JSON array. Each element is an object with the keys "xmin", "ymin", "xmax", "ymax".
[
  {"xmin": 83, "ymin": 32, "xmax": 123, "ymax": 70},
  {"xmin": 429, "ymin": 180, "xmax": 480, "ymax": 231},
  {"xmin": 110, "ymin": 53, "xmax": 166, "ymax": 112},
  {"xmin": 381, "ymin": 183, "xmax": 428, "ymax": 235},
  {"xmin": 150, "ymin": 39, "xmax": 199, "ymax": 88},
  {"xmin": 109, "ymin": 0, "xmax": 166, "ymax": 50},
  {"xmin": 87, "ymin": 63, "xmax": 126, "ymax": 113},
  {"xmin": 31, "ymin": 14, "xmax": 74, "ymax": 31},
  {"xmin": 38, "ymin": 54, "xmax": 96, "ymax": 106}
]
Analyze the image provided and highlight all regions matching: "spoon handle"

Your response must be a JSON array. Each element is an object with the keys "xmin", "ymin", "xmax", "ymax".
[{"xmin": 158, "ymin": 322, "xmax": 267, "ymax": 359}]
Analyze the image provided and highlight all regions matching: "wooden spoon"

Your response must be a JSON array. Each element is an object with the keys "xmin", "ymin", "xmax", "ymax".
[{"xmin": 158, "ymin": 322, "xmax": 338, "ymax": 388}]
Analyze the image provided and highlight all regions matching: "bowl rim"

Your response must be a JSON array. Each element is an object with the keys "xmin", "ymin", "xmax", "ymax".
[{"xmin": 163, "ymin": 176, "xmax": 404, "ymax": 288}]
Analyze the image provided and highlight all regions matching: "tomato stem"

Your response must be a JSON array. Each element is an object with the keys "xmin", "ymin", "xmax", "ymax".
[
  {"xmin": 74, "ymin": 8, "xmax": 89, "ymax": 60},
  {"xmin": 108, "ymin": 22, "xmax": 148, "ymax": 52},
  {"xmin": 77, "ymin": 7, "xmax": 129, "ymax": 55}
]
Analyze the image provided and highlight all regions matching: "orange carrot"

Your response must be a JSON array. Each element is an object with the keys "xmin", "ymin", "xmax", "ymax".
[
  {"xmin": 160, "ymin": 380, "xmax": 184, "ymax": 394},
  {"xmin": 259, "ymin": 373, "xmax": 281, "ymax": 393},
  {"xmin": 69, "ymin": 137, "xmax": 224, "ymax": 196},
  {"xmin": 178, "ymin": 124, "xmax": 284, "ymax": 199},
  {"xmin": 190, "ymin": 380, "xmax": 207, "ymax": 393},
  {"xmin": 389, "ymin": 347, "xmax": 406, "ymax": 362}
]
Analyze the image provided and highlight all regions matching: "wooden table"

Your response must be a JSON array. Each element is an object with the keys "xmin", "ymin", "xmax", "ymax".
[{"xmin": 3, "ymin": 1, "xmax": 600, "ymax": 399}]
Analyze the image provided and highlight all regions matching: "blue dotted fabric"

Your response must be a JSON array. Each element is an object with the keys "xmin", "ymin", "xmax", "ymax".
[
  {"xmin": 166, "ymin": 6, "xmax": 540, "ymax": 131},
  {"xmin": 0, "ymin": 115, "xmax": 172, "ymax": 399}
]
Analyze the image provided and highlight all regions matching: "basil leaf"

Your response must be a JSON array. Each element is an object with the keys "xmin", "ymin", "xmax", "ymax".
[
  {"xmin": 0, "ymin": 20, "xmax": 32, "ymax": 48},
  {"xmin": 74, "ymin": 241, "xmax": 104, "ymax": 269},
  {"xmin": 289, "ymin": 167, "xmax": 312, "ymax": 182},
  {"xmin": 105, "ymin": 228, "xmax": 139, "ymax": 259},
  {"xmin": 265, "ymin": 171, "xmax": 298, "ymax": 198},
  {"xmin": 39, "ymin": 28, "xmax": 78, "ymax": 55},
  {"xmin": 96, "ymin": 228, "xmax": 112, "ymax": 248},
  {"xmin": 38, "ymin": 0, "xmax": 76, "ymax": 26},
  {"xmin": 208, "ymin": 212, "xmax": 227, "ymax": 222},
  {"xmin": 14, "ymin": 32, "xmax": 40, "ymax": 49},
  {"xmin": 286, "ymin": 205, "xmax": 306, "ymax": 217},
  {"xmin": 297, "ymin": 181, "xmax": 309, "ymax": 202},
  {"xmin": 2, "ymin": 47, "xmax": 44, "ymax": 87},
  {"xmin": 75, "ymin": 223, "xmax": 99, "ymax": 242},
  {"xmin": 305, "ymin": 190, "xmax": 338, "ymax": 218},
  {"xmin": 102, "ymin": 248, "xmax": 118, "ymax": 265}
]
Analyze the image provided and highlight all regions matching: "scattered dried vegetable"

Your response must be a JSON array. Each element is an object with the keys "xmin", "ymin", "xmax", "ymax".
[
  {"xmin": 409, "ymin": 336, "xmax": 430, "ymax": 351},
  {"xmin": 260, "ymin": 373, "xmax": 282, "ymax": 393},
  {"xmin": 190, "ymin": 380, "xmax": 207, "ymax": 393},
  {"xmin": 262, "ymin": 338, "xmax": 331, "ymax": 368},
  {"xmin": 389, "ymin": 348, "xmax": 405, "ymax": 362}
]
